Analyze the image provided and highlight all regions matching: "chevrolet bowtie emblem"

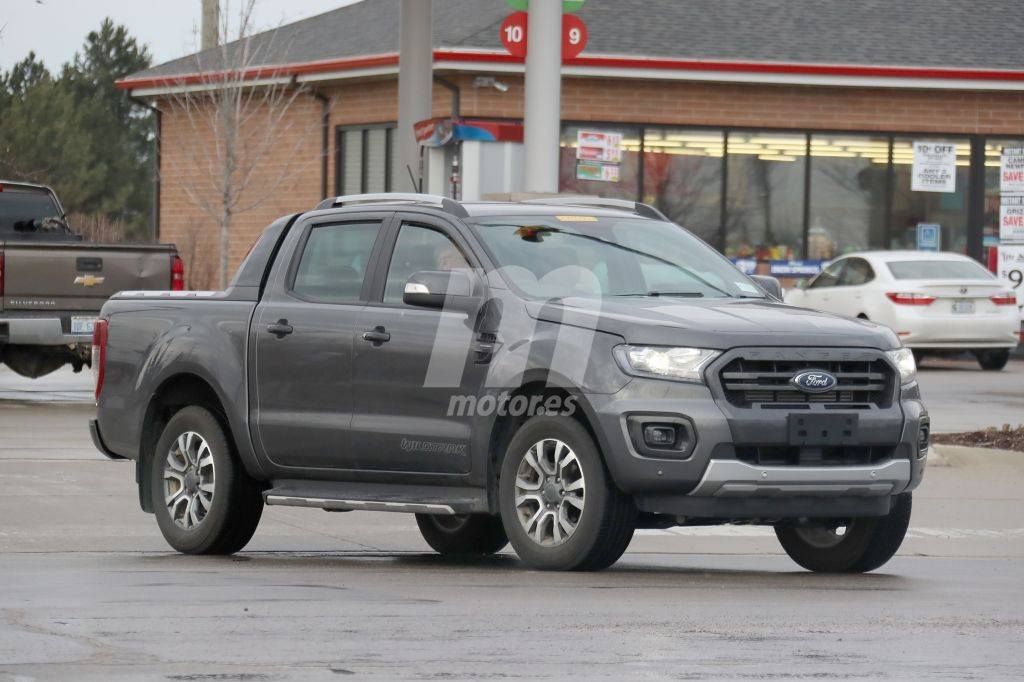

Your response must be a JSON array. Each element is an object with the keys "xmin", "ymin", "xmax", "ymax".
[{"xmin": 74, "ymin": 274, "xmax": 105, "ymax": 287}]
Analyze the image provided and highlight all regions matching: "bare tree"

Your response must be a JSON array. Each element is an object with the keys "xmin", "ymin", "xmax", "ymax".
[{"xmin": 164, "ymin": 0, "xmax": 312, "ymax": 288}]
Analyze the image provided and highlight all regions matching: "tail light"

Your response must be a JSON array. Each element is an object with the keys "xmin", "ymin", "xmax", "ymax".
[
  {"xmin": 92, "ymin": 319, "xmax": 108, "ymax": 401},
  {"xmin": 886, "ymin": 292, "xmax": 936, "ymax": 306},
  {"xmin": 171, "ymin": 255, "xmax": 185, "ymax": 291},
  {"xmin": 991, "ymin": 292, "xmax": 1017, "ymax": 306}
]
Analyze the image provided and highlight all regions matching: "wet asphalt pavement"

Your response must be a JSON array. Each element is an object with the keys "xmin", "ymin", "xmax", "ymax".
[{"xmin": 0, "ymin": 361, "xmax": 1022, "ymax": 680}]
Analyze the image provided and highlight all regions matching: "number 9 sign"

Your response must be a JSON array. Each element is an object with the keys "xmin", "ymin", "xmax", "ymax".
[{"xmin": 562, "ymin": 14, "xmax": 588, "ymax": 60}]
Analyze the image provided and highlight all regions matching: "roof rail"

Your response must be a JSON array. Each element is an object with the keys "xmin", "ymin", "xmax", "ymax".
[
  {"xmin": 520, "ymin": 195, "xmax": 669, "ymax": 221},
  {"xmin": 314, "ymin": 193, "xmax": 469, "ymax": 218}
]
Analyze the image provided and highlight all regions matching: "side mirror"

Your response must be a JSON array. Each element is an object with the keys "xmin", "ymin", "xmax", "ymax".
[
  {"xmin": 749, "ymin": 274, "xmax": 783, "ymax": 300},
  {"xmin": 403, "ymin": 270, "xmax": 478, "ymax": 311}
]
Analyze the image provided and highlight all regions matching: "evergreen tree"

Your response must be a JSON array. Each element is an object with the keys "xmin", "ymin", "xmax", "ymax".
[{"xmin": 0, "ymin": 20, "xmax": 154, "ymax": 239}]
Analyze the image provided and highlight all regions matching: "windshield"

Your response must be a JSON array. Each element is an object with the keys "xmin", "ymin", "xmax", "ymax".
[
  {"xmin": 887, "ymin": 260, "xmax": 994, "ymax": 281},
  {"xmin": 0, "ymin": 187, "xmax": 65, "ymax": 235},
  {"xmin": 467, "ymin": 215, "xmax": 763, "ymax": 299}
]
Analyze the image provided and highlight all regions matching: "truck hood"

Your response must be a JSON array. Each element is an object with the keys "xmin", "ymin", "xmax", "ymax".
[{"xmin": 524, "ymin": 296, "xmax": 900, "ymax": 350}]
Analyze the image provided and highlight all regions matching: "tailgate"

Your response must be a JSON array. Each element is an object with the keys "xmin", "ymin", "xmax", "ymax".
[{"xmin": 2, "ymin": 242, "xmax": 176, "ymax": 312}]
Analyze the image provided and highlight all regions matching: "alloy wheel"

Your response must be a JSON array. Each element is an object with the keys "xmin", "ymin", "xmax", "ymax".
[
  {"xmin": 163, "ymin": 431, "xmax": 216, "ymax": 530},
  {"xmin": 513, "ymin": 438, "xmax": 586, "ymax": 547}
]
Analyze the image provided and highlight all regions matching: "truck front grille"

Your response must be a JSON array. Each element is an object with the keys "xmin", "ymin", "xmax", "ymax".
[{"xmin": 719, "ymin": 357, "xmax": 893, "ymax": 408}]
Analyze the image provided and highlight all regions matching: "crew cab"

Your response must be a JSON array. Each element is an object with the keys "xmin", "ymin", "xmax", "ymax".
[
  {"xmin": 0, "ymin": 181, "xmax": 183, "ymax": 377},
  {"xmin": 91, "ymin": 194, "xmax": 929, "ymax": 573}
]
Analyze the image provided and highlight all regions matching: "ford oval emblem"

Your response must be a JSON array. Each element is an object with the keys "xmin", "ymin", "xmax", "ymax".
[{"xmin": 791, "ymin": 370, "xmax": 838, "ymax": 393}]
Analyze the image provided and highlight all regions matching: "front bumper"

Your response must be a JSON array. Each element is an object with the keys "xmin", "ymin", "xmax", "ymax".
[
  {"xmin": 584, "ymin": 350, "xmax": 928, "ymax": 520},
  {"xmin": 0, "ymin": 316, "xmax": 93, "ymax": 346}
]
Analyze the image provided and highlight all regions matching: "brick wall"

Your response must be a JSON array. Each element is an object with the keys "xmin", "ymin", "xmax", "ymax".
[{"xmin": 156, "ymin": 73, "xmax": 1024, "ymax": 286}]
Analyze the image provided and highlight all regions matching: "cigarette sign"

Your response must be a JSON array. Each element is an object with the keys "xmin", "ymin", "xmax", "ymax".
[
  {"xmin": 576, "ymin": 161, "xmax": 620, "ymax": 182},
  {"xmin": 576, "ymin": 130, "xmax": 622, "ymax": 163},
  {"xmin": 1002, "ymin": 148, "xmax": 1024, "ymax": 194},
  {"xmin": 911, "ymin": 142, "xmax": 957, "ymax": 193},
  {"xmin": 1000, "ymin": 195, "xmax": 1024, "ymax": 242}
]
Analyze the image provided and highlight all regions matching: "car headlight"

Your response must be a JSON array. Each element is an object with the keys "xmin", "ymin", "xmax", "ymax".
[
  {"xmin": 886, "ymin": 348, "xmax": 917, "ymax": 385},
  {"xmin": 614, "ymin": 345, "xmax": 720, "ymax": 383}
]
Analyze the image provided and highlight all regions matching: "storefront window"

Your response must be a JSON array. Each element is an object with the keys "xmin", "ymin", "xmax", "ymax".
[
  {"xmin": 724, "ymin": 132, "xmax": 806, "ymax": 259},
  {"xmin": 558, "ymin": 125, "xmax": 640, "ymax": 201},
  {"xmin": 983, "ymin": 139, "xmax": 1024, "ymax": 264},
  {"xmin": 807, "ymin": 134, "xmax": 889, "ymax": 259},
  {"xmin": 890, "ymin": 137, "xmax": 971, "ymax": 253},
  {"xmin": 641, "ymin": 129, "xmax": 723, "ymax": 246}
]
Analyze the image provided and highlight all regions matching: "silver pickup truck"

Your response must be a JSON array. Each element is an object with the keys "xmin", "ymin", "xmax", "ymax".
[{"xmin": 0, "ymin": 180, "xmax": 182, "ymax": 377}]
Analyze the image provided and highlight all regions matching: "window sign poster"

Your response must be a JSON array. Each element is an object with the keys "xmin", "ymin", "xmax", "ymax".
[
  {"xmin": 576, "ymin": 130, "xmax": 623, "ymax": 163},
  {"xmin": 1000, "ymin": 195, "xmax": 1024, "ymax": 242},
  {"xmin": 576, "ymin": 160, "xmax": 620, "ymax": 182},
  {"xmin": 916, "ymin": 223, "xmax": 941, "ymax": 251},
  {"xmin": 911, "ymin": 141, "xmax": 957, "ymax": 193},
  {"xmin": 996, "ymin": 244, "xmax": 1024, "ymax": 323},
  {"xmin": 1001, "ymin": 148, "xmax": 1024, "ymax": 194}
]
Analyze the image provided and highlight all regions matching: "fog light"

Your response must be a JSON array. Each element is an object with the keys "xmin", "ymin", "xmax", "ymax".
[
  {"xmin": 918, "ymin": 425, "xmax": 930, "ymax": 458},
  {"xmin": 643, "ymin": 424, "xmax": 677, "ymax": 448}
]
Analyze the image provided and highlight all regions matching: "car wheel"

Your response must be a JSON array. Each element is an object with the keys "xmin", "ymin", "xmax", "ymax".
[
  {"xmin": 415, "ymin": 513, "xmax": 508, "ymax": 556},
  {"xmin": 152, "ymin": 406, "xmax": 264, "ymax": 555},
  {"xmin": 774, "ymin": 493, "xmax": 912, "ymax": 573},
  {"xmin": 974, "ymin": 348, "xmax": 1010, "ymax": 371},
  {"xmin": 498, "ymin": 416, "xmax": 636, "ymax": 571}
]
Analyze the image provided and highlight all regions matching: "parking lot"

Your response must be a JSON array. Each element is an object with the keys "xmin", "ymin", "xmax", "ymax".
[{"xmin": 1, "ymin": 359, "xmax": 1022, "ymax": 680}]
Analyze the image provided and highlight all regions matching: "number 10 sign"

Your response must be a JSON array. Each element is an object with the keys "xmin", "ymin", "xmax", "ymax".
[{"xmin": 500, "ymin": 12, "xmax": 588, "ymax": 60}]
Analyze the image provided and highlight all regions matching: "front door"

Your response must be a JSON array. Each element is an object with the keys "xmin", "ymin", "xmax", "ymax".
[
  {"xmin": 349, "ymin": 217, "xmax": 487, "ymax": 474},
  {"xmin": 252, "ymin": 214, "xmax": 389, "ymax": 470}
]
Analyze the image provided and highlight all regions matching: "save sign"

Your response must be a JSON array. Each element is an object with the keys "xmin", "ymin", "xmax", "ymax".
[{"xmin": 1001, "ymin": 148, "xmax": 1024, "ymax": 194}]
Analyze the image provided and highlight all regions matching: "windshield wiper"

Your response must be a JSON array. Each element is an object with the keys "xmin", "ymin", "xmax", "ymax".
[{"xmin": 615, "ymin": 291, "xmax": 705, "ymax": 298}]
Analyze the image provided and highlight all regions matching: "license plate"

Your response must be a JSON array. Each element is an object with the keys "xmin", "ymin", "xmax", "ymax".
[
  {"xmin": 952, "ymin": 300, "xmax": 975, "ymax": 314},
  {"xmin": 788, "ymin": 413, "xmax": 859, "ymax": 446},
  {"xmin": 71, "ymin": 316, "xmax": 96, "ymax": 334}
]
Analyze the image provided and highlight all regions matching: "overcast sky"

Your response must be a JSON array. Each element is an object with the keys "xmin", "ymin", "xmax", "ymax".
[{"xmin": 0, "ymin": 0, "xmax": 363, "ymax": 72}]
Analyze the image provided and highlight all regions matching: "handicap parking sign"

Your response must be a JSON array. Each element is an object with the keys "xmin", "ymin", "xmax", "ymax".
[{"xmin": 916, "ymin": 223, "xmax": 941, "ymax": 251}]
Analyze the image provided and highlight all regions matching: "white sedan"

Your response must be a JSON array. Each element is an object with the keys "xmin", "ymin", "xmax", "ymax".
[{"xmin": 785, "ymin": 251, "xmax": 1021, "ymax": 370}]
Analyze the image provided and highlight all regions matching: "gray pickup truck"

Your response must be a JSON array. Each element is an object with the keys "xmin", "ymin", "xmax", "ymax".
[
  {"xmin": 0, "ymin": 181, "xmax": 182, "ymax": 377},
  {"xmin": 92, "ymin": 194, "xmax": 929, "ymax": 573}
]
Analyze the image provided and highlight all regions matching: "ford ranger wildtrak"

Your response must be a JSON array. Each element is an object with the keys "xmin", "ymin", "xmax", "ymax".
[{"xmin": 91, "ymin": 194, "xmax": 929, "ymax": 572}]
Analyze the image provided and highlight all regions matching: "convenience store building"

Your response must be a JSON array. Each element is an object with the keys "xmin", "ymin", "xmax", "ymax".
[{"xmin": 117, "ymin": 0, "xmax": 1024, "ymax": 282}]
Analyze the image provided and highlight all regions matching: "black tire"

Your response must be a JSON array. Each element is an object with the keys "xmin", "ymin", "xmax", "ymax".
[
  {"xmin": 415, "ymin": 513, "xmax": 508, "ymax": 556},
  {"xmin": 151, "ymin": 406, "xmax": 264, "ymax": 555},
  {"xmin": 974, "ymin": 348, "xmax": 1010, "ymax": 371},
  {"xmin": 498, "ymin": 416, "xmax": 636, "ymax": 571},
  {"xmin": 775, "ymin": 493, "xmax": 912, "ymax": 573}
]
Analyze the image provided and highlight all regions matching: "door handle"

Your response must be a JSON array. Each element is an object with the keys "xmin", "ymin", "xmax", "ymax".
[
  {"xmin": 361, "ymin": 326, "xmax": 391, "ymax": 345},
  {"xmin": 266, "ymin": 320, "xmax": 293, "ymax": 338}
]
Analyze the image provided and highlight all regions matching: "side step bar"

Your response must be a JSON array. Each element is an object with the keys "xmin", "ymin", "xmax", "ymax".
[
  {"xmin": 266, "ymin": 496, "xmax": 457, "ymax": 515},
  {"xmin": 263, "ymin": 479, "xmax": 490, "ymax": 515}
]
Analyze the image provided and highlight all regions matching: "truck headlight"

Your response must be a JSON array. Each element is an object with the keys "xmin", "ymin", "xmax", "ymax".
[
  {"xmin": 614, "ymin": 345, "xmax": 720, "ymax": 383},
  {"xmin": 886, "ymin": 348, "xmax": 917, "ymax": 385}
]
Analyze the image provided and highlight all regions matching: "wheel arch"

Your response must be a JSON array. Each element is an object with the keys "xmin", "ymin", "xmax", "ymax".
[
  {"xmin": 137, "ymin": 372, "xmax": 255, "ymax": 513},
  {"xmin": 484, "ymin": 377, "xmax": 606, "ymax": 512}
]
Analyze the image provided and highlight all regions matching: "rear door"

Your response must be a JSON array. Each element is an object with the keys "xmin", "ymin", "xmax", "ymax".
[{"xmin": 252, "ymin": 211, "xmax": 391, "ymax": 470}]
